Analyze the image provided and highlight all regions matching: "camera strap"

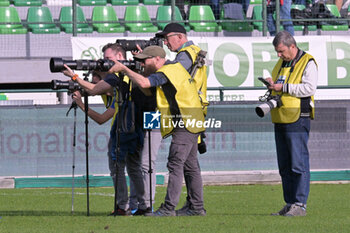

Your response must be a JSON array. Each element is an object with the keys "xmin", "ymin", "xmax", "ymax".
[
  {"xmin": 121, "ymin": 80, "xmax": 135, "ymax": 133},
  {"xmin": 276, "ymin": 49, "xmax": 305, "ymax": 97}
]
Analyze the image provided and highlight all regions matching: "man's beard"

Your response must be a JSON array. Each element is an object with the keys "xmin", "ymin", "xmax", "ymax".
[{"xmin": 143, "ymin": 65, "xmax": 157, "ymax": 76}]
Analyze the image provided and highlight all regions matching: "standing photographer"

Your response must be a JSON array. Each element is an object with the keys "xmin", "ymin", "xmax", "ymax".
[
  {"xmin": 265, "ymin": 31, "xmax": 318, "ymax": 217},
  {"xmin": 62, "ymin": 43, "xmax": 154, "ymax": 216},
  {"xmin": 108, "ymin": 46, "xmax": 207, "ymax": 217},
  {"xmin": 154, "ymin": 23, "xmax": 209, "ymax": 216}
]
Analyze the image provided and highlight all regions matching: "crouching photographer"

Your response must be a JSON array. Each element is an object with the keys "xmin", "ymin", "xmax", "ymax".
[{"xmin": 259, "ymin": 31, "xmax": 318, "ymax": 217}]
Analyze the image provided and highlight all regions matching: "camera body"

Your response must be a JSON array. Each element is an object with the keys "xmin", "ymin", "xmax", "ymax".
[
  {"xmin": 117, "ymin": 60, "xmax": 143, "ymax": 72},
  {"xmin": 255, "ymin": 94, "xmax": 282, "ymax": 118},
  {"xmin": 255, "ymin": 77, "xmax": 282, "ymax": 118},
  {"xmin": 116, "ymin": 37, "xmax": 163, "ymax": 51}
]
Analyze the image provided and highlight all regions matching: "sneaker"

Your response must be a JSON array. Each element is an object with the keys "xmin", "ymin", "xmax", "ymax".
[
  {"xmin": 176, "ymin": 207, "xmax": 206, "ymax": 216},
  {"xmin": 284, "ymin": 204, "xmax": 306, "ymax": 217},
  {"xmin": 109, "ymin": 206, "xmax": 131, "ymax": 216},
  {"xmin": 146, "ymin": 203, "xmax": 176, "ymax": 217},
  {"xmin": 175, "ymin": 201, "xmax": 191, "ymax": 216},
  {"xmin": 271, "ymin": 204, "xmax": 291, "ymax": 216},
  {"xmin": 133, "ymin": 207, "xmax": 152, "ymax": 216}
]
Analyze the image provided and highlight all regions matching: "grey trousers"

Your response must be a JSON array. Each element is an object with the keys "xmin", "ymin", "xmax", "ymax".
[
  {"xmin": 164, "ymin": 128, "xmax": 204, "ymax": 211},
  {"xmin": 108, "ymin": 139, "xmax": 146, "ymax": 210},
  {"xmin": 129, "ymin": 130, "xmax": 162, "ymax": 209}
]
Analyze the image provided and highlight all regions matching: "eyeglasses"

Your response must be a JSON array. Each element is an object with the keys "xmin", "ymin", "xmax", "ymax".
[{"xmin": 164, "ymin": 33, "xmax": 180, "ymax": 41}]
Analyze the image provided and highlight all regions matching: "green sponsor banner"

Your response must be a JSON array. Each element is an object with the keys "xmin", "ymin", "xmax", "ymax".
[{"xmin": 72, "ymin": 36, "xmax": 350, "ymax": 89}]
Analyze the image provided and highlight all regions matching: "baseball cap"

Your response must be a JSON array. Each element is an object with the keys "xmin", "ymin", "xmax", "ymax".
[
  {"xmin": 133, "ymin": 46, "xmax": 166, "ymax": 60},
  {"xmin": 155, "ymin": 23, "xmax": 186, "ymax": 37}
]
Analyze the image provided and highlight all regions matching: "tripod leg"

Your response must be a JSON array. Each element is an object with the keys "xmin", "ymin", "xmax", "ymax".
[
  {"xmin": 69, "ymin": 101, "xmax": 78, "ymax": 214},
  {"xmin": 148, "ymin": 129, "xmax": 152, "ymax": 211},
  {"xmin": 84, "ymin": 91, "xmax": 90, "ymax": 217},
  {"xmin": 71, "ymin": 152, "xmax": 75, "ymax": 214},
  {"xmin": 113, "ymin": 160, "xmax": 118, "ymax": 216}
]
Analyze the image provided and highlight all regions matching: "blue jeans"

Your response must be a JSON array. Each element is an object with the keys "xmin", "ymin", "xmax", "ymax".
[
  {"xmin": 210, "ymin": 0, "xmax": 220, "ymax": 19},
  {"xmin": 293, "ymin": 0, "xmax": 306, "ymax": 5},
  {"xmin": 274, "ymin": 117, "xmax": 310, "ymax": 205},
  {"xmin": 267, "ymin": 0, "xmax": 294, "ymax": 36}
]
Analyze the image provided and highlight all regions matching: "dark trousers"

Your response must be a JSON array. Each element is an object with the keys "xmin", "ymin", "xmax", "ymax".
[
  {"xmin": 164, "ymin": 128, "xmax": 204, "ymax": 210},
  {"xmin": 274, "ymin": 117, "xmax": 311, "ymax": 205}
]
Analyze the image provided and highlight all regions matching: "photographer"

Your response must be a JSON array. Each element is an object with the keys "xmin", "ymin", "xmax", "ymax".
[
  {"xmin": 265, "ymin": 31, "xmax": 318, "ymax": 217},
  {"xmin": 108, "ymin": 46, "xmax": 207, "ymax": 217},
  {"xmin": 62, "ymin": 43, "xmax": 156, "ymax": 216},
  {"xmin": 155, "ymin": 23, "xmax": 209, "ymax": 215}
]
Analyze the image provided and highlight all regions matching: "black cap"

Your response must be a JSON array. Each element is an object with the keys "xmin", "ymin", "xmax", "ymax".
[{"xmin": 156, "ymin": 23, "xmax": 186, "ymax": 37}]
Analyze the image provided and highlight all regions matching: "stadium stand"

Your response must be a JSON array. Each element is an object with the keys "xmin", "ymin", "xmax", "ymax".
[
  {"xmin": 26, "ymin": 6, "xmax": 61, "ymax": 34},
  {"xmin": 321, "ymin": 4, "xmax": 348, "ymax": 31},
  {"xmin": 142, "ymin": 0, "xmax": 164, "ymax": 5},
  {"xmin": 249, "ymin": 0, "xmax": 262, "ymax": 4},
  {"xmin": 220, "ymin": 3, "xmax": 253, "ymax": 32},
  {"xmin": 0, "ymin": 0, "xmax": 10, "ymax": 6},
  {"xmin": 78, "ymin": 0, "xmax": 108, "ymax": 5},
  {"xmin": 291, "ymin": 4, "xmax": 317, "ymax": 32},
  {"xmin": 251, "ymin": 5, "xmax": 263, "ymax": 31},
  {"xmin": 0, "ymin": 7, "xmax": 27, "ymax": 34},
  {"xmin": 59, "ymin": 6, "xmax": 93, "ymax": 33},
  {"xmin": 156, "ymin": 5, "xmax": 190, "ymax": 31},
  {"xmin": 13, "ymin": 0, "xmax": 43, "ymax": 6},
  {"xmin": 124, "ymin": 5, "xmax": 158, "ymax": 32},
  {"xmin": 92, "ymin": 5, "xmax": 125, "ymax": 33},
  {"xmin": 188, "ymin": 5, "xmax": 222, "ymax": 32},
  {"xmin": 1, "ymin": 1, "xmax": 349, "ymax": 35},
  {"xmin": 109, "ymin": 0, "xmax": 139, "ymax": 5}
]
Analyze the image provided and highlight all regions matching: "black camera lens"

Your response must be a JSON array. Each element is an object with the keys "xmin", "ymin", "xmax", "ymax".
[
  {"xmin": 49, "ymin": 58, "xmax": 115, "ymax": 73},
  {"xmin": 116, "ymin": 37, "xmax": 163, "ymax": 51},
  {"xmin": 50, "ymin": 58, "xmax": 64, "ymax": 73},
  {"xmin": 50, "ymin": 57, "xmax": 81, "ymax": 73},
  {"xmin": 51, "ymin": 79, "xmax": 80, "ymax": 91}
]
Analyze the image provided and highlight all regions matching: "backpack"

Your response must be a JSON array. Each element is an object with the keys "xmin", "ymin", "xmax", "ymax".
[{"xmin": 291, "ymin": 2, "xmax": 348, "ymax": 27}]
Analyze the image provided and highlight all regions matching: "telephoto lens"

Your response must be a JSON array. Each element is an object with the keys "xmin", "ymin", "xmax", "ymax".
[
  {"xmin": 255, "ymin": 96, "xmax": 281, "ymax": 118},
  {"xmin": 50, "ymin": 80, "xmax": 81, "ymax": 91},
  {"xmin": 49, "ymin": 58, "xmax": 115, "ymax": 72},
  {"xmin": 116, "ymin": 37, "xmax": 163, "ymax": 51}
]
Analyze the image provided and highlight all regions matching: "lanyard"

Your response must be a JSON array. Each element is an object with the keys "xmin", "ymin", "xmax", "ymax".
[{"xmin": 276, "ymin": 49, "xmax": 304, "ymax": 84}]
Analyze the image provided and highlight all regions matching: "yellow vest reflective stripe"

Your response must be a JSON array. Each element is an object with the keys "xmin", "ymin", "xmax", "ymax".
[
  {"xmin": 271, "ymin": 53, "xmax": 315, "ymax": 123},
  {"xmin": 156, "ymin": 63, "xmax": 205, "ymax": 138},
  {"xmin": 179, "ymin": 45, "xmax": 209, "ymax": 116}
]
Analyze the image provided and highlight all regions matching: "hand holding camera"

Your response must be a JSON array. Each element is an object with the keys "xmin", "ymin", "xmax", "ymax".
[{"xmin": 255, "ymin": 77, "xmax": 283, "ymax": 118}]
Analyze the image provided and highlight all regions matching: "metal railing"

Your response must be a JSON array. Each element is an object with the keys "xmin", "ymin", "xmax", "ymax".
[{"xmin": 0, "ymin": 0, "xmax": 349, "ymax": 36}]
